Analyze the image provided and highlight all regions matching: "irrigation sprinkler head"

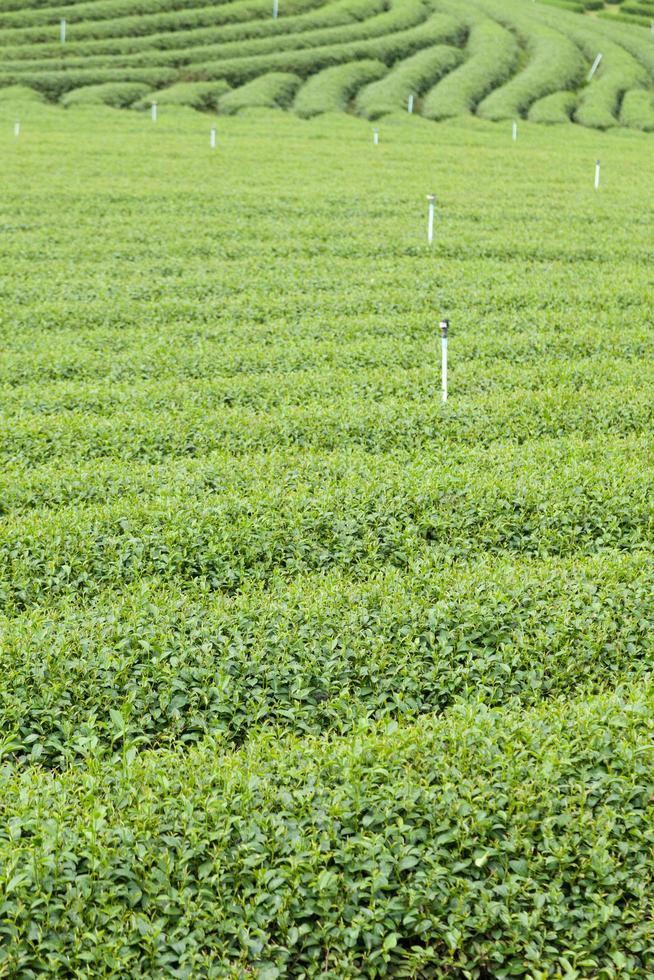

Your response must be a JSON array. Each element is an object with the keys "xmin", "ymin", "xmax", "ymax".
[
  {"xmin": 427, "ymin": 194, "xmax": 435, "ymax": 204},
  {"xmin": 440, "ymin": 319, "xmax": 449, "ymax": 338}
]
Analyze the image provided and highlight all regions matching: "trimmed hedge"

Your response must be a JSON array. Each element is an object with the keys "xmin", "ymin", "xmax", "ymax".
[
  {"xmin": 0, "ymin": 0, "xmax": 324, "ymax": 45},
  {"xmin": 218, "ymin": 71, "xmax": 300, "ymax": 112},
  {"xmin": 133, "ymin": 79, "xmax": 230, "ymax": 109},
  {"xmin": 476, "ymin": 1, "xmax": 585, "ymax": 120},
  {"xmin": 0, "ymin": 0, "xmax": 428, "ymax": 75},
  {"xmin": 0, "ymin": 66, "xmax": 176, "ymax": 99},
  {"xmin": 188, "ymin": 12, "xmax": 465, "ymax": 86},
  {"xmin": 422, "ymin": 15, "xmax": 519, "ymax": 120},
  {"xmin": 0, "ymin": 0, "xmax": 384, "ymax": 62},
  {"xmin": 528, "ymin": 89, "xmax": 577, "ymax": 123},
  {"xmin": 356, "ymin": 44, "xmax": 463, "ymax": 119},
  {"xmin": 247, "ymin": 58, "xmax": 381, "ymax": 116},
  {"xmin": 61, "ymin": 81, "xmax": 152, "ymax": 107}
]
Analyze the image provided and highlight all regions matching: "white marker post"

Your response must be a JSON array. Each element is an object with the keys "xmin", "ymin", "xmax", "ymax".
[
  {"xmin": 408, "ymin": 94, "xmax": 414, "ymax": 114},
  {"xmin": 60, "ymin": 18, "xmax": 66, "ymax": 43},
  {"xmin": 512, "ymin": 120, "xmax": 517, "ymax": 142},
  {"xmin": 440, "ymin": 319, "xmax": 449, "ymax": 403},
  {"xmin": 373, "ymin": 127, "xmax": 379, "ymax": 145},
  {"xmin": 588, "ymin": 53, "xmax": 602, "ymax": 81},
  {"xmin": 595, "ymin": 159, "xmax": 600, "ymax": 190},
  {"xmin": 426, "ymin": 193, "xmax": 435, "ymax": 246},
  {"xmin": 14, "ymin": 121, "xmax": 20, "ymax": 137},
  {"xmin": 272, "ymin": 0, "xmax": 279, "ymax": 17},
  {"xmin": 151, "ymin": 101, "xmax": 157, "ymax": 122},
  {"xmin": 210, "ymin": 126, "xmax": 216, "ymax": 148}
]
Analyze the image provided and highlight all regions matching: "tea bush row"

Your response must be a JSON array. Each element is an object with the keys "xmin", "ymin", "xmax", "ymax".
[
  {"xmin": 2, "ymin": 686, "xmax": 654, "ymax": 975},
  {"xmin": 0, "ymin": 0, "xmax": 384, "ymax": 62},
  {"xmin": 1, "ymin": 549, "xmax": 654, "ymax": 765},
  {"xmin": 0, "ymin": 0, "xmax": 429, "ymax": 74},
  {"xmin": 473, "ymin": 1, "xmax": 586, "ymax": 120},
  {"xmin": 218, "ymin": 71, "xmax": 300, "ymax": 112},
  {"xmin": 422, "ymin": 13, "xmax": 519, "ymax": 119},
  {"xmin": 356, "ymin": 44, "xmax": 463, "ymax": 119}
]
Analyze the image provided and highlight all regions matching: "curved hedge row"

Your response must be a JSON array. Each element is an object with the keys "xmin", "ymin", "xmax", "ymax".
[
  {"xmin": 356, "ymin": 43, "xmax": 463, "ymax": 119},
  {"xmin": 0, "ymin": 0, "xmax": 326, "ymax": 45},
  {"xmin": 288, "ymin": 58, "xmax": 385, "ymax": 115},
  {"xmin": 527, "ymin": 88, "xmax": 577, "ymax": 123},
  {"xmin": 422, "ymin": 14, "xmax": 519, "ymax": 120},
  {"xmin": 133, "ymin": 78, "xmax": 230, "ymax": 109},
  {"xmin": 61, "ymin": 79, "xmax": 151, "ymax": 106},
  {"xmin": 0, "ymin": 0, "xmax": 385, "ymax": 62},
  {"xmin": 188, "ymin": 11, "xmax": 465, "ymax": 86},
  {"xmin": 474, "ymin": 0, "xmax": 586, "ymax": 120},
  {"xmin": 0, "ymin": 0, "xmax": 428, "ymax": 74},
  {"xmin": 218, "ymin": 70, "xmax": 300, "ymax": 112},
  {"xmin": 0, "ymin": 0, "xmax": 652, "ymax": 129}
]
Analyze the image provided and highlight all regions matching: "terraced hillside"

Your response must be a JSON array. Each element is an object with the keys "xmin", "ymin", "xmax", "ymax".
[{"xmin": 2, "ymin": 0, "xmax": 654, "ymax": 129}]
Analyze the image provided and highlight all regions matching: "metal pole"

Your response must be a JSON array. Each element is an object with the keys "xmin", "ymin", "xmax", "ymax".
[
  {"xmin": 408, "ymin": 94, "xmax": 414, "ymax": 114},
  {"xmin": 426, "ymin": 194, "xmax": 435, "ymax": 246},
  {"xmin": 273, "ymin": 0, "xmax": 279, "ymax": 17},
  {"xmin": 588, "ymin": 53, "xmax": 602, "ymax": 81},
  {"xmin": 60, "ymin": 18, "xmax": 66, "ymax": 43},
  {"xmin": 595, "ymin": 159, "xmax": 600, "ymax": 190},
  {"xmin": 210, "ymin": 127, "xmax": 216, "ymax": 149},
  {"xmin": 373, "ymin": 127, "xmax": 379, "ymax": 145},
  {"xmin": 512, "ymin": 121, "xmax": 517, "ymax": 142},
  {"xmin": 440, "ymin": 320, "xmax": 449, "ymax": 403},
  {"xmin": 14, "ymin": 121, "xmax": 19, "ymax": 137}
]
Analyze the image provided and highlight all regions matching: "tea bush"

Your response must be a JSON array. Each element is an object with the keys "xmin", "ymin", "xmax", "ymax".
[
  {"xmin": 528, "ymin": 89, "xmax": 577, "ymax": 123},
  {"xmin": 218, "ymin": 71, "xmax": 300, "ymax": 112},
  {"xmin": 356, "ymin": 44, "xmax": 463, "ymax": 119}
]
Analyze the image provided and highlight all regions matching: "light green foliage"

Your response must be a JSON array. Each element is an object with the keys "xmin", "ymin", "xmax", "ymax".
[
  {"xmin": 294, "ymin": 57, "xmax": 386, "ymax": 115},
  {"xmin": 620, "ymin": 86, "xmax": 654, "ymax": 128},
  {"xmin": 0, "ymin": 100, "xmax": 654, "ymax": 971},
  {"xmin": 0, "ymin": 82, "xmax": 42, "ymax": 101},
  {"xmin": 356, "ymin": 44, "xmax": 463, "ymax": 118},
  {"xmin": 218, "ymin": 71, "xmax": 301, "ymax": 112},
  {"xmin": 61, "ymin": 80, "xmax": 151, "ymax": 107},
  {"xmin": 528, "ymin": 88, "xmax": 577, "ymax": 122},
  {"xmin": 134, "ymin": 79, "xmax": 230, "ymax": 110}
]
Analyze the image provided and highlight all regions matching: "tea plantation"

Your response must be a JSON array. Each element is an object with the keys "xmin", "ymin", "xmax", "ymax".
[
  {"xmin": 1, "ymin": 0, "xmax": 654, "ymax": 129},
  {"xmin": 2, "ymin": 0, "xmax": 654, "ymax": 977}
]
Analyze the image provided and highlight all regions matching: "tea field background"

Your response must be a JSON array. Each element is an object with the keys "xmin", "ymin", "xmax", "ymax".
[{"xmin": 1, "ymin": 13, "xmax": 654, "ymax": 978}]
